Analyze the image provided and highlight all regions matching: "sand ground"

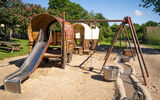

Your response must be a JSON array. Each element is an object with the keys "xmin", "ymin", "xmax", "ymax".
[
  {"xmin": 0, "ymin": 52, "xmax": 116, "ymax": 100},
  {"xmin": 129, "ymin": 46, "xmax": 160, "ymax": 100}
]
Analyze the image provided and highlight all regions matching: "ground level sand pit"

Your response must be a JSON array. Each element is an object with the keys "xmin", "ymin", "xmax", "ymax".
[{"xmin": 0, "ymin": 52, "xmax": 116, "ymax": 100}]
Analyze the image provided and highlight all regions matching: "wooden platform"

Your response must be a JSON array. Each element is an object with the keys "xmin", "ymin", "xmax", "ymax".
[
  {"xmin": 44, "ymin": 47, "xmax": 61, "ymax": 58},
  {"xmin": 83, "ymin": 50, "xmax": 92, "ymax": 55}
]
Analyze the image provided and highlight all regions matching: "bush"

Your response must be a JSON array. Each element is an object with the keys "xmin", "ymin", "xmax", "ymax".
[
  {"xmin": 99, "ymin": 33, "xmax": 105, "ymax": 42},
  {"xmin": 144, "ymin": 30, "xmax": 160, "ymax": 45},
  {"xmin": 105, "ymin": 37, "xmax": 113, "ymax": 42}
]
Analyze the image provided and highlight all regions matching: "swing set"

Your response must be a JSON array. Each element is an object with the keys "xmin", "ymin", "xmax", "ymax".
[{"xmin": 62, "ymin": 12, "xmax": 149, "ymax": 85}]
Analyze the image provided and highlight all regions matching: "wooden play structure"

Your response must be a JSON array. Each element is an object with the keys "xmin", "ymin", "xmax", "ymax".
[
  {"xmin": 3, "ymin": 13, "xmax": 75, "ymax": 93},
  {"xmin": 72, "ymin": 23, "xmax": 99, "ymax": 55},
  {"xmin": 28, "ymin": 14, "xmax": 75, "ymax": 65}
]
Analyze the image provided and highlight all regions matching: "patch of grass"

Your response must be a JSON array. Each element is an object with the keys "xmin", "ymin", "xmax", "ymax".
[
  {"xmin": 99, "ymin": 41, "xmax": 126, "ymax": 47},
  {"xmin": 0, "ymin": 39, "xmax": 29, "ymax": 60}
]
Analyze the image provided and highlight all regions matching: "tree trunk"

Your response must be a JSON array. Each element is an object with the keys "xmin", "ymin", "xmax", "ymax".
[
  {"xmin": 10, "ymin": 28, "xmax": 13, "ymax": 39},
  {"xmin": 10, "ymin": 26, "xmax": 14, "ymax": 39},
  {"xmin": 5, "ymin": 24, "xmax": 7, "ymax": 35}
]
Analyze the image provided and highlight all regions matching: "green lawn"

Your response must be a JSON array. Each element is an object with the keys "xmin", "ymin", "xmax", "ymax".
[
  {"xmin": 99, "ymin": 41, "xmax": 126, "ymax": 48},
  {"xmin": 0, "ymin": 39, "xmax": 29, "ymax": 60}
]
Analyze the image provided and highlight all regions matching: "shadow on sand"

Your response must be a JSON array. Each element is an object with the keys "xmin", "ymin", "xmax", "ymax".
[
  {"xmin": 97, "ymin": 44, "xmax": 160, "ymax": 55},
  {"xmin": 9, "ymin": 57, "xmax": 26, "ymax": 68},
  {"xmin": 0, "ymin": 85, "xmax": 5, "ymax": 90}
]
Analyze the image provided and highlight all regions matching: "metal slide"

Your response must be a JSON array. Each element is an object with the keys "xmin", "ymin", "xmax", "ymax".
[{"xmin": 3, "ymin": 29, "xmax": 52, "ymax": 93}]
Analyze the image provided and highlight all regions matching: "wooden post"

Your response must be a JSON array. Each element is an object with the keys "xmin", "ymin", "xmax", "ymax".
[{"xmin": 62, "ymin": 12, "xmax": 66, "ymax": 69}]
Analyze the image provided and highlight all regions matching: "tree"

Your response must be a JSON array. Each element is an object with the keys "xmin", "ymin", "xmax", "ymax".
[
  {"xmin": 0, "ymin": 0, "xmax": 25, "ymax": 38},
  {"xmin": 145, "ymin": 20, "xmax": 158, "ymax": 26},
  {"xmin": 110, "ymin": 24, "xmax": 119, "ymax": 33},
  {"xmin": 95, "ymin": 13, "xmax": 109, "ymax": 27},
  {"xmin": 133, "ymin": 23, "xmax": 144, "ymax": 41},
  {"xmin": 48, "ymin": 0, "xmax": 88, "ymax": 20},
  {"xmin": 0, "ymin": 0, "xmax": 48, "ymax": 39},
  {"xmin": 140, "ymin": 0, "xmax": 160, "ymax": 15}
]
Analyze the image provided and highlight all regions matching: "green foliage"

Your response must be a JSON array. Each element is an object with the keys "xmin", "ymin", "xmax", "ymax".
[
  {"xmin": 144, "ymin": 30, "xmax": 160, "ymax": 45},
  {"xmin": 145, "ymin": 20, "xmax": 158, "ymax": 26},
  {"xmin": 140, "ymin": 0, "xmax": 160, "ymax": 15},
  {"xmin": 0, "ymin": 0, "xmax": 47, "ymax": 28},
  {"xmin": 110, "ymin": 24, "xmax": 119, "ymax": 33},
  {"xmin": 133, "ymin": 23, "xmax": 144, "ymax": 40},
  {"xmin": 48, "ymin": 0, "xmax": 88, "ymax": 20}
]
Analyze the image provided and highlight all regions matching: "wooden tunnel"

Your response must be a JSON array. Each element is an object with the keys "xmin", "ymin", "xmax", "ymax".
[{"xmin": 27, "ymin": 14, "xmax": 75, "ymax": 66}]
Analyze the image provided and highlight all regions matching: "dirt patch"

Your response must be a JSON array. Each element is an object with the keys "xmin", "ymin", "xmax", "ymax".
[
  {"xmin": 0, "ymin": 52, "xmax": 116, "ymax": 100},
  {"xmin": 130, "ymin": 46, "xmax": 160, "ymax": 100}
]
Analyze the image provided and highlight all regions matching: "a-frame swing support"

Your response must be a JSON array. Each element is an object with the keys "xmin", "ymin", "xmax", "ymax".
[
  {"xmin": 63, "ymin": 12, "xmax": 149, "ymax": 85},
  {"xmin": 99, "ymin": 17, "xmax": 149, "ymax": 85}
]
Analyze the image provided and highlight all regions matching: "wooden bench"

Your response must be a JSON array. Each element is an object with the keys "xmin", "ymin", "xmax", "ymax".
[{"xmin": 0, "ymin": 41, "xmax": 23, "ymax": 53}]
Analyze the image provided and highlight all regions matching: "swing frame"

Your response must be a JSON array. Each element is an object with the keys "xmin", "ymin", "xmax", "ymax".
[{"xmin": 62, "ymin": 12, "xmax": 149, "ymax": 85}]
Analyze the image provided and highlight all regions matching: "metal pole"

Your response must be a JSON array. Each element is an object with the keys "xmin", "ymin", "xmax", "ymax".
[
  {"xmin": 100, "ymin": 23, "xmax": 125, "ymax": 74},
  {"xmin": 129, "ymin": 17, "xmax": 149, "ymax": 77},
  {"xmin": 120, "ymin": 32, "xmax": 122, "ymax": 55},
  {"xmin": 124, "ymin": 25, "xmax": 134, "ymax": 57},
  {"xmin": 127, "ymin": 17, "xmax": 147, "ymax": 85},
  {"xmin": 66, "ymin": 19, "xmax": 123, "ymax": 22},
  {"xmin": 62, "ymin": 12, "xmax": 66, "ymax": 69},
  {"xmin": 122, "ymin": 32, "xmax": 128, "ymax": 49}
]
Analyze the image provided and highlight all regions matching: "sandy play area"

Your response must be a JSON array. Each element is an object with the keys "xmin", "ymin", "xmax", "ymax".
[
  {"xmin": 0, "ymin": 51, "xmax": 116, "ymax": 100},
  {"xmin": 129, "ymin": 46, "xmax": 160, "ymax": 100}
]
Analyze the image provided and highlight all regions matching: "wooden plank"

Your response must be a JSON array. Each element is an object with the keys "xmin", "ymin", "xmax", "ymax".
[
  {"xmin": 83, "ymin": 50, "xmax": 91, "ymax": 55},
  {"xmin": 0, "ymin": 46, "xmax": 12, "ymax": 50}
]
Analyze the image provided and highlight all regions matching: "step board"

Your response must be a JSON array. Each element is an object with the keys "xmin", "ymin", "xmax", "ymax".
[
  {"xmin": 44, "ymin": 53, "xmax": 61, "ymax": 58},
  {"xmin": 83, "ymin": 50, "xmax": 92, "ymax": 55}
]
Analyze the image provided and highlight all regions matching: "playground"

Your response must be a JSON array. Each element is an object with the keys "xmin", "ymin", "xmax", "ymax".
[
  {"xmin": 0, "ymin": 44, "xmax": 160, "ymax": 100},
  {"xmin": 0, "ymin": 13, "xmax": 158, "ymax": 100},
  {"xmin": 1, "ymin": 0, "xmax": 160, "ymax": 100}
]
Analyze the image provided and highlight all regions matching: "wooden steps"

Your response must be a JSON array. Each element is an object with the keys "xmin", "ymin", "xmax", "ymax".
[
  {"xmin": 74, "ymin": 46, "xmax": 92, "ymax": 55},
  {"xmin": 74, "ymin": 46, "xmax": 83, "ymax": 55}
]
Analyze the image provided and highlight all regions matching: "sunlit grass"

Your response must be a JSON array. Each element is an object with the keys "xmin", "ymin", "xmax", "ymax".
[{"xmin": 0, "ymin": 39, "xmax": 29, "ymax": 60}]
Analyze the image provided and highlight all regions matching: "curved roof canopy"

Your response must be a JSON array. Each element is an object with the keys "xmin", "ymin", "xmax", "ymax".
[
  {"xmin": 72, "ymin": 23, "xmax": 99, "ymax": 39},
  {"xmin": 28, "ymin": 14, "xmax": 74, "ymax": 42}
]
